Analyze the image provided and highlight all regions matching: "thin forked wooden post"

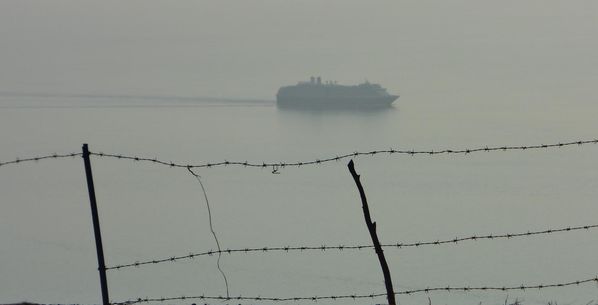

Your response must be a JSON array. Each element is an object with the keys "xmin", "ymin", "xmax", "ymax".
[{"xmin": 347, "ymin": 159, "xmax": 396, "ymax": 305}]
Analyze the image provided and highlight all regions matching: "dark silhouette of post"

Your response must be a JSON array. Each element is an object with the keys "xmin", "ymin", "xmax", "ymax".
[
  {"xmin": 347, "ymin": 160, "xmax": 396, "ymax": 305},
  {"xmin": 82, "ymin": 144, "xmax": 109, "ymax": 305}
]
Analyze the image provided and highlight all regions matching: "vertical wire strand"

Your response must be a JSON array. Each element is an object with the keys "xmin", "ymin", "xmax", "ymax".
[{"xmin": 187, "ymin": 167, "xmax": 229, "ymax": 298}]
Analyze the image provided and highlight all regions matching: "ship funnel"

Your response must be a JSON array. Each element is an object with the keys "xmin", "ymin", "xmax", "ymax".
[
  {"xmin": 317, "ymin": 76, "xmax": 321, "ymax": 85},
  {"xmin": 310, "ymin": 76, "xmax": 315, "ymax": 84}
]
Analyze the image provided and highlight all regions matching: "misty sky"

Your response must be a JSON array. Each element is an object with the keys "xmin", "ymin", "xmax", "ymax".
[{"xmin": 1, "ymin": 1, "xmax": 597, "ymax": 100}]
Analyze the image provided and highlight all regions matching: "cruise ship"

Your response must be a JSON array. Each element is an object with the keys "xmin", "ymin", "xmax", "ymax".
[{"xmin": 277, "ymin": 77, "xmax": 398, "ymax": 108}]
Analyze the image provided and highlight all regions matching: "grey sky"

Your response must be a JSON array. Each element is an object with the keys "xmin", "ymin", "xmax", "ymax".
[{"xmin": 1, "ymin": 1, "xmax": 597, "ymax": 99}]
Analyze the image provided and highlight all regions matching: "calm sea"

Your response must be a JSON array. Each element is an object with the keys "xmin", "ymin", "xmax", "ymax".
[{"xmin": 1, "ymin": 94, "xmax": 598, "ymax": 305}]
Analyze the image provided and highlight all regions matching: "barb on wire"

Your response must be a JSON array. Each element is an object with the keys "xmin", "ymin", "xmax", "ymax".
[
  {"xmin": 187, "ymin": 167, "xmax": 229, "ymax": 299},
  {"xmin": 111, "ymin": 275, "xmax": 598, "ymax": 304},
  {"xmin": 105, "ymin": 223, "xmax": 598, "ymax": 270},
  {"xmin": 0, "ymin": 152, "xmax": 82, "ymax": 167},
  {"xmin": 87, "ymin": 139, "xmax": 598, "ymax": 170}
]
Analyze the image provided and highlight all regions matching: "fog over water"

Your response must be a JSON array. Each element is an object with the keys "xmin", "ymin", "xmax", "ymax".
[{"xmin": 2, "ymin": 1, "xmax": 598, "ymax": 305}]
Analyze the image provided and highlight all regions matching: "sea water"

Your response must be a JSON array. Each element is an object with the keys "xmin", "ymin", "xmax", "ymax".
[{"xmin": 1, "ymin": 93, "xmax": 598, "ymax": 305}]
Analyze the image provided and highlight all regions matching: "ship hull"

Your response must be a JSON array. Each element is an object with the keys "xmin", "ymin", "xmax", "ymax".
[{"xmin": 277, "ymin": 95, "xmax": 398, "ymax": 109}]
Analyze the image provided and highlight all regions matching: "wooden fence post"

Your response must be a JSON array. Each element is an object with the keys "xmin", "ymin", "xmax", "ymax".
[
  {"xmin": 82, "ymin": 144, "xmax": 110, "ymax": 305},
  {"xmin": 348, "ymin": 160, "xmax": 396, "ymax": 305}
]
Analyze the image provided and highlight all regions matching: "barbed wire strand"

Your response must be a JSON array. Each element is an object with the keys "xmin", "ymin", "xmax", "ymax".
[
  {"xmin": 0, "ymin": 152, "xmax": 81, "ymax": 167},
  {"xmin": 2, "ymin": 139, "xmax": 597, "ymax": 170},
  {"xmin": 111, "ymin": 275, "xmax": 598, "ymax": 304},
  {"xmin": 87, "ymin": 139, "xmax": 598, "ymax": 170},
  {"xmin": 105, "ymin": 223, "xmax": 598, "ymax": 271},
  {"xmin": 187, "ymin": 167, "xmax": 229, "ymax": 299},
  {"xmin": 34, "ymin": 302, "xmax": 101, "ymax": 305}
]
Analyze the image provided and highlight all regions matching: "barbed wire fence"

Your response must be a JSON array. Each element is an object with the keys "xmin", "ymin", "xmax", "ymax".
[
  {"xmin": 111, "ymin": 276, "xmax": 598, "ymax": 305},
  {"xmin": 2, "ymin": 139, "xmax": 597, "ymax": 169},
  {"xmin": 2, "ymin": 138, "xmax": 598, "ymax": 305},
  {"xmin": 0, "ymin": 152, "xmax": 82, "ymax": 167},
  {"xmin": 104, "ymin": 223, "xmax": 598, "ymax": 270}
]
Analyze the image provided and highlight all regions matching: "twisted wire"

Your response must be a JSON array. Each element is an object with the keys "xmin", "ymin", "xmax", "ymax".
[
  {"xmin": 0, "ymin": 153, "xmax": 82, "ymax": 167},
  {"xmin": 187, "ymin": 167, "xmax": 229, "ymax": 298},
  {"xmin": 88, "ymin": 139, "xmax": 598, "ymax": 169},
  {"xmin": 2, "ymin": 139, "xmax": 597, "ymax": 170},
  {"xmin": 34, "ymin": 302, "xmax": 100, "ymax": 305},
  {"xmin": 35, "ymin": 302, "xmax": 101, "ymax": 305},
  {"xmin": 105, "ymin": 224, "xmax": 598, "ymax": 270},
  {"xmin": 111, "ymin": 275, "xmax": 598, "ymax": 304}
]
